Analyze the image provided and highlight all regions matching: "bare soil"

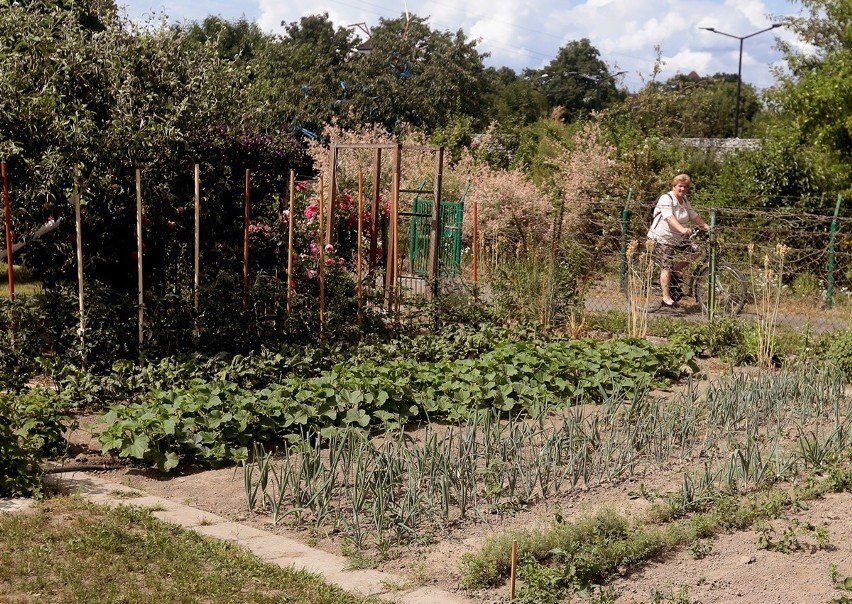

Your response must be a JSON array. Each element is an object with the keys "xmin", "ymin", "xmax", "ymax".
[{"xmin": 63, "ymin": 389, "xmax": 852, "ymax": 604}]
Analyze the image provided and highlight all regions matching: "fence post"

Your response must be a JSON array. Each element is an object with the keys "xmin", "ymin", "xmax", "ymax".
[
  {"xmin": 708, "ymin": 210, "xmax": 717, "ymax": 321},
  {"xmin": 619, "ymin": 189, "xmax": 632, "ymax": 292},
  {"xmin": 825, "ymin": 194, "xmax": 842, "ymax": 309}
]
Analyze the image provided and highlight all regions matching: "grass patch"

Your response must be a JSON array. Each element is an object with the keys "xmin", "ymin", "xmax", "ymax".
[
  {"xmin": 0, "ymin": 495, "xmax": 386, "ymax": 604},
  {"xmin": 0, "ymin": 281, "xmax": 41, "ymax": 297},
  {"xmin": 461, "ymin": 464, "xmax": 852, "ymax": 599}
]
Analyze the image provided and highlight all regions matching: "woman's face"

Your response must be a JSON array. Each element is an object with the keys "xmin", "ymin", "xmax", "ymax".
[{"xmin": 673, "ymin": 182, "xmax": 689, "ymax": 198}]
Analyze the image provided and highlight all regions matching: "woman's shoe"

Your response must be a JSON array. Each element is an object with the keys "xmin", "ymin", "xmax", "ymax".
[{"xmin": 662, "ymin": 298, "xmax": 677, "ymax": 307}]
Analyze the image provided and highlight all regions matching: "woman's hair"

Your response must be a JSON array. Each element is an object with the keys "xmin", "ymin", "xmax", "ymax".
[{"xmin": 672, "ymin": 173, "xmax": 691, "ymax": 187}]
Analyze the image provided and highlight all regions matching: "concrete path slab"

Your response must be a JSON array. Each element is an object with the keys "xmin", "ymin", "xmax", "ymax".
[
  {"xmin": 0, "ymin": 498, "xmax": 34, "ymax": 513},
  {"xmin": 44, "ymin": 471, "xmax": 476, "ymax": 604}
]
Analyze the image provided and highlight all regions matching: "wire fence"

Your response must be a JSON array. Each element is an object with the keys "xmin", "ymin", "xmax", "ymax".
[{"xmin": 437, "ymin": 196, "xmax": 852, "ymax": 336}]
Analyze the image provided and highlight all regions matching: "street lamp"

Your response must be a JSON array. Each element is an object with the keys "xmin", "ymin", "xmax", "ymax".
[{"xmin": 700, "ymin": 23, "xmax": 783, "ymax": 138}]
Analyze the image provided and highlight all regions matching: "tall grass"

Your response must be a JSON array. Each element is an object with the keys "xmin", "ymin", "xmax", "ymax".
[
  {"xmin": 748, "ymin": 243, "xmax": 788, "ymax": 368},
  {"xmin": 626, "ymin": 239, "xmax": 656, "ymax": 338}
]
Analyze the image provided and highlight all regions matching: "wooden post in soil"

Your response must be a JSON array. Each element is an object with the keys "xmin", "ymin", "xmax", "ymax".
[
  {"xmin": 2, "ymin": 161, "xmax": 14, "ymax": 303},
  {"xmin": 2, "ymin": 161, "xmax": 16, "ymax": 346},
  {"xmin": 318, "ymin": 175, "xmax": 326, "ymax": 331},
  {"xmin": 193, "ymin": 164, "xmax": 200, "ymax": 315},
  {"xmin": 73, "ymin": 167, "xmax": 86, "ymax": 364},
  {"xmin": 242, "ymin": 169, "xmax": 250, "ymax": 311},
  {"xmin": 510, "ymin": 539, "xmax": 518, "ymax": 600},
  {"xmin": 135, "ymin": 168, "xmax": 144, "ymax": 363},
  {"xmin": 369, "ymin": 147, "xmax": 381, "ymax": 269},
  {"xmin": 391, "ymin": 171, "xmax": 400, "ymax": 322},
  {"xmin": 357, "ymin": 172, "xmax": 364, "ymax": 325},
  {"xmin": 472, "ymin": 195, "xmax": 478, "ymax": 301},
  {"xmin": 286, "ymin": 170, "xmax": 295, "ymax": 316}
]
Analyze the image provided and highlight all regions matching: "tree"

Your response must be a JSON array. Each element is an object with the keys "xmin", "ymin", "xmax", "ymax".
[
  {"xmin": 530, "ymin": 39, "xmax": 625, "ymax": 122},
  {"xmin": 248, "ymin": 14, "xmax": 355, "ymax": 134},
  {"xmin": 481, "ymin": 67, "xmax": 548, "ymax": 127},
  {"xmin": 345, "ymin": 14, "xmax": 489, "ymax": 134},
  {"xmin": 626, "ymin": 72, "xmax": 762, "ymax": 138},
  {"xmin": 765, "ymin": 0, "xmax": 852, "ymax": 198}
]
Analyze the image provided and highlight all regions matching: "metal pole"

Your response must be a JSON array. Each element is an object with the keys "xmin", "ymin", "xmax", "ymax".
[
  {"xmin": 619, "ymin": 189, "xmax": 632, "ymax": 292},
  {"xmin": 734, "ymin": 39, "xmax": 744, "ymax": 138},
  {"xmin": 699, "ymin": 24, "xmax": 782, "ymax": 138},
  {"xmin": 708, "ymin": 210, "xmax": 717, "ymax": 320},
  {"xmin": 825, "ymin": 194, "xmax": 842, "ymax": 309}
]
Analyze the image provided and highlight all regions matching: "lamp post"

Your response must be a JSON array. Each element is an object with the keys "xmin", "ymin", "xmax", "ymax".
[{"xmin": 700, "ymin": 24, "xmax": 783, "ymax": 138}]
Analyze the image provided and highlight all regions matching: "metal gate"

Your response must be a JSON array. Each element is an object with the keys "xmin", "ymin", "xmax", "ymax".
[{"xmin": 408, "ymin": 194, "xmax": 465, "ymax": 276}]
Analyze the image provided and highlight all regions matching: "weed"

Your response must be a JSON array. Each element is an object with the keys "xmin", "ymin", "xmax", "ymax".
[{"xmin": 688, "ymin": 538, "xmax": 713, "ymax": 559}]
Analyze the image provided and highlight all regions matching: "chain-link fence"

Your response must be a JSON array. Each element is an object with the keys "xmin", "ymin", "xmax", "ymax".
[{"xmin": 413, "ymin": 196, "xmax": 851, "ymax": 336}]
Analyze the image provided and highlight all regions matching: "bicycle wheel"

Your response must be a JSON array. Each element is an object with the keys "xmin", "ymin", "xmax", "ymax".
[{"xmin": 694, "ymin": 263, "xmax": 747, "ymax": 317}]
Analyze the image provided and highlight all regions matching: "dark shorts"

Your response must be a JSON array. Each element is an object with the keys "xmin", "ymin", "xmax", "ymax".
[{"xmin": 650, "ymin": 239, "xmax": 690, "ymax": 270}]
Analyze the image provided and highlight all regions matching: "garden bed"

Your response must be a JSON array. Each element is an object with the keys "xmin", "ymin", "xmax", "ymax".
[{"xmin": 60, "ymin": 359, "xmax": 852, "ymax": 604}]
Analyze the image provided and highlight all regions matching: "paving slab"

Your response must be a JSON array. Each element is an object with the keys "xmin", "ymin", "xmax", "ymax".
[
  {"xmin": 46, "ymin": 472, "xmax": 477, "ymax": 604},
  {"xmin": 0, "ymin": 498, "xmax": 34, "ymax": 513}
]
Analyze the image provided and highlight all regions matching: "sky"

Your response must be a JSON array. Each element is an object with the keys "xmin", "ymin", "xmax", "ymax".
[{"xmin": 117, "ymin": 0, "xmax": 806, "ymax": 92}]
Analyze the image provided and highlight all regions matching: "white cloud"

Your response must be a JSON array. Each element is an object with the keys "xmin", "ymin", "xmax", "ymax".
[{"xmin": 120, "ymin": 0, "xmax": 798, "ymax": 90}]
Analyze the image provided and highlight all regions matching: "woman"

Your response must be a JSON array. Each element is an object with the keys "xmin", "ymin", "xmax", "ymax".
[{"xmin": 647, "ymin": 174, "xmax": 710, "ymax": 306}]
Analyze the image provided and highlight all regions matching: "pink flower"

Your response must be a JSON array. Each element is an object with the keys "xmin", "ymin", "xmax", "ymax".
[
  {"xmin": 325, "ymin": 243, "xmax": 334, "ymax": 253},
  {"xmin": 309, "ymin": 241, "xmax": 319, "ymax": 256},
  {"xmin": 296, "ymin": 181, "xmax": 308, "ymax": 192},
  {"xmin": 307, "ymin": 269, "xmax": 317, "ymax": 278},
  {"xmin": 324, "ymin": 257, "xmax": 335, "ymax": 266},
  {"xmin": 304, "ymin": 203, "xmax": 318, "ymax": 220},
  {"xmin": 248, "ymin": 222, "xmax": 271, "ymax": 235}
]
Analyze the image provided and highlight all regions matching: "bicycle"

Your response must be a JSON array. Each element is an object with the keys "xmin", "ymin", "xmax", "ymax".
[{"xmin": 625, "ymin": 229, "xmax": 747, "ymax": 317}]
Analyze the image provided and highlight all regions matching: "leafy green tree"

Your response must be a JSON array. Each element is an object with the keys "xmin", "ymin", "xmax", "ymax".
[
  {"xmin": 481, "ymin": 66, "xmax": 548, "ymax": 127},
  {"xmin": 248, "ymin": 14, "xmax": 355, "ymax": 134},
  {"xmin": 766, "ymin": 0, "xmax": 852, "ymax": 198},
  {"xmin": 622, "ymin": 72, "xmax": 761, "ymax": 139},
  {"xmin": 345, "ymin": 14, "xmax": 489, "ymax": 134},
  {"xmin": 0, "ymin": 0, "xmax": 309, "ymax": 362},
  {"xmin": 180, "ymin": 16, "xmax": 268, "ymax": 62},
  {"xmin": 529, "ymin": 39, "xmax": 625, "ymax": 122}
]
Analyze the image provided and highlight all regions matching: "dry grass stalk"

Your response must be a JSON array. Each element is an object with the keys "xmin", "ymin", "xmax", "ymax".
[
  {"xmin": 626, "ymin": 239, "xmax": 656, "ymax": 338},
  {"xmin": 748, "ymin": 243, "xmax": 788, "ymax": 368}
]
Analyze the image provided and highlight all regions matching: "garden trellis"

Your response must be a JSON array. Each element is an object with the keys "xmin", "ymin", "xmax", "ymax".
[{"xmin": 2, "ymin": 152, "xmax": 850, "ymax": 363}]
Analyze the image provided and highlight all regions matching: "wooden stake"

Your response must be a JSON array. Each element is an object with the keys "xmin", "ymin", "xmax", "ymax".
[
  {"xmin": 318, "ymin": 174, "xmax": 325, "ymax": 330},
  {"xmin": 72, "ymin": 167, "xmax": 85, "ymax": 364},
  {"xmin": 286, "ymin": 170, "xmax": 295, "ymax": 316},
  {"xmin": 369, "ymin": 147, "xmax": 381, "ymax": 269},
  {"xmin": 472, "ymin": 195, "xmax": 479, "ymax": 293},
  {"xmin": 357, "ymin": 172, "xmax": 364, "ymax": 325},
  {"xmin": 2, "ymin": 161, "xmax": 14, "ymax": 302},
  {"xmin": 193, "ymin": 163, "xmax": 200, "ymax": 313},
  {"xmin": 510, "ymin": 539, "xmax": 518, "ymax": 600},
  {"xmin": 243, "ymin": 168, "xmax": 250, "ymax": 310},
  {"xmin": 392, "ymin": 171, "xmax": 400, "ymax": 322},
  {"xmin": 135, "ymin": 168, "xmax": 144, "ymax": 362}
]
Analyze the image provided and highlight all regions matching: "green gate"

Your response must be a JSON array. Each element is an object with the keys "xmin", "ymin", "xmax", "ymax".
[{"xmin": 408, "ymin": 187, "xmax": 468, "ymax": 276}]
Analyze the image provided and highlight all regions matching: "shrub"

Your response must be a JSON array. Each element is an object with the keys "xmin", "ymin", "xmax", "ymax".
[
  {"xmin": 791, "ymin": 272, "xmax": 820, "ymax": 297},
  {"xmin": 0, "ymin": 389, "xmax": 71, "ymax": 497},
  {"xmin": 825, "ymin": 331, "xmax": 852, "ymax": 381}
]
